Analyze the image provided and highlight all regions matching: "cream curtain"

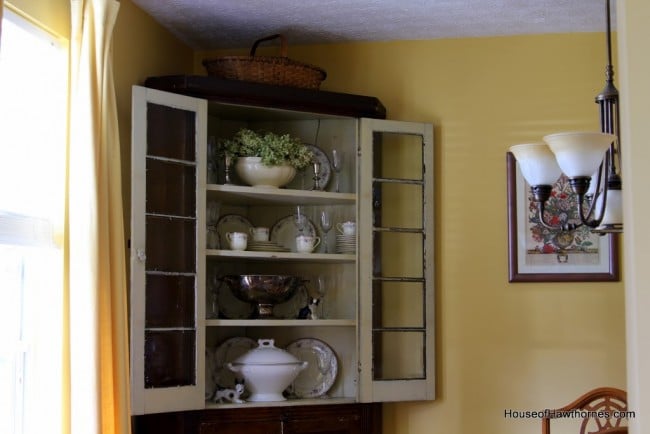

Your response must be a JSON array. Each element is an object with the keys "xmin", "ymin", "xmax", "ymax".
[{"xmin": 65, "ymin": 1, "xmax": 130, "ymax": 433}]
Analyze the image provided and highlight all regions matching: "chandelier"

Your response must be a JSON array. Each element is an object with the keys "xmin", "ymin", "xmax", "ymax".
[{"xmin": 509, "ymin": 0, "xmax": 622, "ymax": 234}]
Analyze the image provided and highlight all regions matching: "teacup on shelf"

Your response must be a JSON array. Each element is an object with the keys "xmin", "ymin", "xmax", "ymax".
[
  {"xmin": 226, "ymin": 231, "xmax": 248, "ymax": 251},
  {"xmin": 295, "ymin": 235, "xmax": 320, "ymax": 253},
  {"xmin": 336, "ymin": 221, "xmax": 356, "ymax": 236}
]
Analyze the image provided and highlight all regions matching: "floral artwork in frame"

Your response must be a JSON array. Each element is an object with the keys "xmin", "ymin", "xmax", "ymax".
[{"xmin": 506, "ymin": 152, "xmax": 619, "ymax": 282}]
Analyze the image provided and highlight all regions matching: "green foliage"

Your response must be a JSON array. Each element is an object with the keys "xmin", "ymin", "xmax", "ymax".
[{"xmin": 220, "ymin": 128, "xmax": 313, "ymax": 170}]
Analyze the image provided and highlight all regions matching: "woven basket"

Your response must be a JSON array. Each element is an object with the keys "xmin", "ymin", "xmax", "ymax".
[{"xmin": 202, "ymin": 34, "xmax": 327, "ymax": 90}]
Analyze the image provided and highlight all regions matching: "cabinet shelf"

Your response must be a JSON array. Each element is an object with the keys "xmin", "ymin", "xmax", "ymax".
[
  {"xmin": 207, "ymin": 184, "xmax": 356, "ymax": 206},
  {"xmin": 205, "ymin": 319, "xmax": 356, "ymax": 327},
  {"xmin": 204, "ymin": 396, "xmax": 357, "ymax": 410},
  {"xmin": 207, "ymin": 249, "xmax": 355, "ymax": 263}
]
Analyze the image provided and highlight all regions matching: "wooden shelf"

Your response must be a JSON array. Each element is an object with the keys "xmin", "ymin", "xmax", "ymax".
[
  {"xmin": 205, "ymin": 319, "xmax": 355, "ymax": 327},
  {"xmin": 206, "ymin": 184, "xmax": 356, "ymax": 206},
  {"xmin": 206, "ymin": 249, "xmax": 355, "ymax": 262},
  {"xmin": 204, "ymin": 397, "xmax": 357, "ymax": 410}
]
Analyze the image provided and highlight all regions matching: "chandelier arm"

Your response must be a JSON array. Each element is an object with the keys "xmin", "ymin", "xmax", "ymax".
[
  {"xmin": 535, "ymin": 198, "xmax": 580, "ymax": 232},
  {"xmin": 582, "ymin": 162, "xmax": 605, "ymax": 222},
  {"xmin": 578, "ymin": 158, "xmax": 610, "ymax": 228}
]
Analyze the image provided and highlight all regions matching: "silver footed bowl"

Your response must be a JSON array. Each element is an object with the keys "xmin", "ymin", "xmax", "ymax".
[{"xmin": 221, "ymin": 274, "xmax": 303, "ymax": 318}]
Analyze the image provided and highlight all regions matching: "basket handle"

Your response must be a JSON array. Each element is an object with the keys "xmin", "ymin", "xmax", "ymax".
[{"xmin": 250, "ymin": 34, "xmax": 288, "ymax": 57}]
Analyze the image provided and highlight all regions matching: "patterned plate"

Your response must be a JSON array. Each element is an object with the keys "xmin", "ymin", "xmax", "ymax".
[
  {"xmin": 286, "ymin": 144, "xmax": 331, "ymax": 191},
  {"xmin": 285, "ymin": 338, "xmax": 338, "ymax": 398},
  {"xmin": 270, "ymin": 214, "xmax": 317, "ymax": 252}
]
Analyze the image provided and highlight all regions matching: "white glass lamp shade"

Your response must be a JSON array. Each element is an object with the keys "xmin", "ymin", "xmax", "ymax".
[
  {"xmin": 543, "ymin": 132, "xmax": 615, "ymax": 178},
  {"xmin": 509, "ymin": 143, "xmax": 562, "ymax": 186},
  {"xmin": 595, "ymin": 188, "xmax": 623, "ymax": 227}
]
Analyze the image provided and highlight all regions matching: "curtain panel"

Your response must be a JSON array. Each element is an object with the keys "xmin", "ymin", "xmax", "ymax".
[{"xmin": 66, "ymin": 1, "xmax": 130, "ymax": 433}]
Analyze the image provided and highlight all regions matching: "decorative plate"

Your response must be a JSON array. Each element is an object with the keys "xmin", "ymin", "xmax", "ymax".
[
  {"xmin": 286, "ymin": 144, "xmax": 331, "ymax": 191},
  {"xmin": 270, "ymin": 214, "xmax": 317, "ymax": 252},
  {"xmin": 285, "ymin": 338, "xmax": 338, "ymax": 398},
  {"xmin": 212, "ymin": 337, "xmax": 257, "ymax": 392},
  {"xmin": 215, "ymin": 214, "xmax": 253, "ymax": 249}
]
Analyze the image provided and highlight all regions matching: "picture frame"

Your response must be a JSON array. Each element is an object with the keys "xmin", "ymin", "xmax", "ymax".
[{"xmin": 507, "ymin": 152, "xmax": 619, "ymax": 282}]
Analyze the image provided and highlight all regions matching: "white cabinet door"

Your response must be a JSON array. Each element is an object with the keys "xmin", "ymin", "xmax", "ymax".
[
  {"xmin": 358, "ymin": 118, "xmax": 435, "ymax": 402},
  {"xmin": 130, "ymin": 86, "xmax": 207, "ymax": 414}
]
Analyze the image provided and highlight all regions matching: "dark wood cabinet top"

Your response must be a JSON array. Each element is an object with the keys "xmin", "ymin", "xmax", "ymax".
[{"xmin": 144, "ymin": 75, "xmax": 387, "ymax": 119}]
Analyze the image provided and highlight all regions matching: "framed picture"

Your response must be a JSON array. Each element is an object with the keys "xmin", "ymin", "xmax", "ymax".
[{"xmin": 507, "ymin": 152, "xmax": 619, "ymax": 282}]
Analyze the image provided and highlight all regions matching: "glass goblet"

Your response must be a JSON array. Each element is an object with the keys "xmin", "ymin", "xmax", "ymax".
[
  {"xmin": 331, "ymin": 149, "xmax": 342, "ymax": 192},
  {"xmin": 294, "ymin": 205, "xmax": 307, "ymax": 235},
  {"xmin": 316, "ymin": 275, "xmax": 327, "ymax": 318},
  {"xmin": 319, "ymin": 210, "xmax": 332, "ymax": 253}
]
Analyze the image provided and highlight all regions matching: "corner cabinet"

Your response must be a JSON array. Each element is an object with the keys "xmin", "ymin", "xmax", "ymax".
[{"xmin": 130, "ymin": 76, "xmax": 435, "ymax": 428}]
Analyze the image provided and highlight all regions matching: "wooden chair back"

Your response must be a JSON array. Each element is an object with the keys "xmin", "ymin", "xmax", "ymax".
[{"xmin": 541, "ymin": 387, "xmax": 628, "ymax": 434}]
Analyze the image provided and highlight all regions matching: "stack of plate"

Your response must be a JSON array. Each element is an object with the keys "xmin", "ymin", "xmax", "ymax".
[
  {"xmin": 247, "ymin": 240, "xmax": 290, "ymax": 252},
  {"xmin": 335, "ymin": 234, "xmax": 356, "ymax": 254}
]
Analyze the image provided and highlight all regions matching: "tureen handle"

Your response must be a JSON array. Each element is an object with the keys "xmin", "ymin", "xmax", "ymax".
[{"xmin": 258, "ymin": 339, "xmax": 275, "ymax": 348}]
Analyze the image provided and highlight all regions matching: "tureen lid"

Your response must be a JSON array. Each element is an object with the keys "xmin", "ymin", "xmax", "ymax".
[{"xmin": 231, "ymin": 339, "xmax": 301, "ymax": 365}]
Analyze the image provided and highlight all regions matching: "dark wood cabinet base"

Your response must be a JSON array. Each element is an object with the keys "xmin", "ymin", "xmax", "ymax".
[{"xmin": 133, "ymin": 403, "xmax": 382, "ymax": 434}]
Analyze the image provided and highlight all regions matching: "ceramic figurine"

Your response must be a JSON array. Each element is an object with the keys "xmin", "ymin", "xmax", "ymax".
[
  {"xmin": 213, "ymin": 380, "xmax": 245, "ymax": 404},
  {"xmin": 308, "ymin": 297, "xmax": 320, "ymax": 320},
  {"xmin": 297, "ymin": 297, "xmax": 320, "ymax": 320}
]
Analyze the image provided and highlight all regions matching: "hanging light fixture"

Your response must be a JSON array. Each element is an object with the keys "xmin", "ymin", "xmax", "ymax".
[{"xmin": 509, "ymin": 0, "xmax": 622, "ymax": 234}]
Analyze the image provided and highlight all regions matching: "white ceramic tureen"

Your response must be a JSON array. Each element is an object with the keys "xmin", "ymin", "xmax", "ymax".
[{"xmin": 227, "ymin": 339, "xmax": 308, "ymax": 402}]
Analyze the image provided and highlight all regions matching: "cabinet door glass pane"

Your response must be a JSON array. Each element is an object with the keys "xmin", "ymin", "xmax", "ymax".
[
  {"xmin": 145, "ymin": 275, "xmax": 195, "ymax": 328},
  {"xmin": 145, "ymin": 216, "xmax": 196, "ymax": 272},
  {"xmin": 147, "ymin": 103, "xmax": 196, "ymax": 160},
  {"xmin": 374, "ymin": 132, "xmax": 423, "ymax": 180},
  {"xmin": 144, "ymin": 330, "xmax": 196, "ymax": 388},
  {"xmin": 373, "ymin": 231, "xmax": 423, "ymax": 278},
  {"xmin": 146, "ymin": 159, "xmax": 196, "ymax": 217},
  {"xmin": 372, "ymin": 331, "xmax": 425, "ymax": 380},
  {"xmin": 372, "ymin": 281, "xmax": 424, "ymax": 328},
  {"xmin": 374, "ymin": 183, "xmax": 422, "ymax": 228}
]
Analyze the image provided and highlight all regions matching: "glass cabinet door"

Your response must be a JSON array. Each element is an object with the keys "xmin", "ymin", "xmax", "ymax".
[
  {"xmin": 130, "ymin": 86, "xmax": 207, "ymax": 414},
  {"xmin": 358, "ymin": 119, "xmax": 435, "ymax": 402}
]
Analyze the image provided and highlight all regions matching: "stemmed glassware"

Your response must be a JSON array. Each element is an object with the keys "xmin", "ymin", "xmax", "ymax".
[
  {"xmin": 319, "ymin": 209, "xmax": 332, "ymax": 253},
  {"xmin": 316, "ymin": 275, "xmax": 327, "ymax": 318},
  {"xmin": 331, "ymin": 149, "xmax": 342, "ymax": 192},
  {"xmin": 311, "ymin": 160, "xmax": 322, "ymax": 190},
  {"xmin": 294, "ymin": 205, "xmax": 307, "ymax": 235}
]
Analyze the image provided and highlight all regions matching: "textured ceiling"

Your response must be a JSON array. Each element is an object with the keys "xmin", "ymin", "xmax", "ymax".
[{"xmin": 131, "ymin": 0, "xmax": 616, "ymax": 51}]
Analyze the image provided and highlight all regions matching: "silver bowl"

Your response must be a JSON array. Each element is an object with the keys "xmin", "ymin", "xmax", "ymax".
[{"xmin": 221, "ymin": 274, "xmax": 304, "ymax": 318}]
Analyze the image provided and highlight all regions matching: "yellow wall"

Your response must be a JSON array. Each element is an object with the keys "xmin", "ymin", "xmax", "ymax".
[{"xmin": 198, "ymin": 35, "xmax": 626, "ymax": 434}]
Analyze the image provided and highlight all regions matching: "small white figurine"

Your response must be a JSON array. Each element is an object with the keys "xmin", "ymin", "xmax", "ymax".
[
  {"xmin": 308, "ymin": 297, "xmax": 320, "ymax": 320},
  {"xmin": 213, "ymin": 380, "xmax": 245, "ymax": 404}
]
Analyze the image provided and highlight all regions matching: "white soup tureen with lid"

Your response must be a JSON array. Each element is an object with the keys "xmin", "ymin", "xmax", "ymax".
[{"xmin": 227, "ymin": 339, "xmax": 308, "ymax": 402}]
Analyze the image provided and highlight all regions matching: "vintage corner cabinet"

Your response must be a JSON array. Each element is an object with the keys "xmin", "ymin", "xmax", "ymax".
[{"xmin": 129, "ymin": 76, "xmax": 435, "ymax": 431}]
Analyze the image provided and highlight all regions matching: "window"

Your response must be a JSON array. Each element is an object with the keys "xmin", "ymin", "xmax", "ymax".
[{"xmin": 0, "ymin": 8, "xmax": 67, "ymax": 434}]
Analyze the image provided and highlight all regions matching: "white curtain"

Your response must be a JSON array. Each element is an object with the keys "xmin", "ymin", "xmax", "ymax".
[{"xmin": 65, "ymin": 1, "xmax": 130, "ymax": 433}]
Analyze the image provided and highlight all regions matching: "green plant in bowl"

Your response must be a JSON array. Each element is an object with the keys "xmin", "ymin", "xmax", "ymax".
[{"xmin": 221, "ymin": 128, "xmax": 313, "ymax": 170}]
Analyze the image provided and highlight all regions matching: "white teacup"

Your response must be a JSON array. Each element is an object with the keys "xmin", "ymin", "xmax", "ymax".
[
  {"xmin": 296, "ymin": 235, "xmax": 321, "ymax": 253},
  {"xmin": 226, "ymin": 231, "xmax": 248, "ymax": 251},
  {"xmin": 249, "ymin": 226, "xmax": 270, "ymax": 242},
  {"xmin": 336, "ymin": 221, "xmax": 356, "ymax": 236}
]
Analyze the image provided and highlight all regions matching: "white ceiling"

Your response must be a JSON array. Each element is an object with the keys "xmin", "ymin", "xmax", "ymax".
[{"xmin": 131, "ymin": 0, "xmax": 616, "ymax": 51}]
